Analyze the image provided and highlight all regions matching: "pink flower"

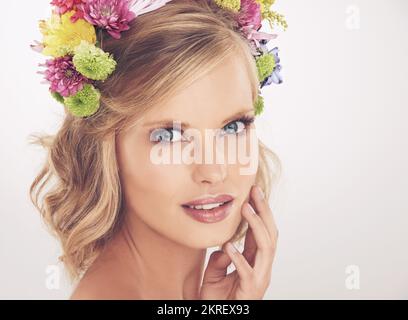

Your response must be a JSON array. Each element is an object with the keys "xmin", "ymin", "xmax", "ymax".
[
  {"xmin": 39, "ymin": 56, "xmax": 89, "ymax": 97},
  {"xmin": 237, "ymin": 0, "xmax": 277, "ymax": 53},
  {"xmin": 80, "ymin": 0, "xmax": 136, "ymax": 39},
  {"xmin": 241, "ymin": 25, "xmax": 278, "ymax": 54},
  {"xmin": 237, "ymin": 0, "xmax": 262, "ymax": 30},
  {"xmin": 50, "ymin": 0, "xmax": 86, "ymax": 22}
]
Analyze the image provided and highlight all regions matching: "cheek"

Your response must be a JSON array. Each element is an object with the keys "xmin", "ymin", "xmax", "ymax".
[
  {"xmin": 226, "ymin": 133, "xmax": 258, "ymax": 218},
  {"xmin": 117, "ymin": 138, "xmax": 189, "ymax": 216},
  {"xmin": 228, "ymin": 132, "xmax": 258, "ymax": 189},
  {"xmin": 228, "ymin": 163, "xmax": 257, "ymax": 218}
]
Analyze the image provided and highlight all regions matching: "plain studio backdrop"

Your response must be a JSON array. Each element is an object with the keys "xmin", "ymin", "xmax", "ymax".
[{"xmin": 0, "ymin": 0, "xmax": 407, "ymax": 299}]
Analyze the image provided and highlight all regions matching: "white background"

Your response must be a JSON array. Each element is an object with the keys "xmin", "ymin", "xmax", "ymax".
[{"xmin": 0, "ymin": 0, "xmax": 407, "ymax": 299}]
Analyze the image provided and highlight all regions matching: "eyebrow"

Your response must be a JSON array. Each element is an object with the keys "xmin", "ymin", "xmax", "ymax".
[{"xmin": 142, "ymin": 108, "xmax": 254, "ymax": 129}]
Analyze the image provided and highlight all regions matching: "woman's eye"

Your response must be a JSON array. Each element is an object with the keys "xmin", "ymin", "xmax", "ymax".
[
  {"xmin": 222, "ymin": 120, "xmax": 246, "ymax": 135},
  {"xmin": 150, "ymin": 117, "xmax": 254, "ymax": 143},
  {"xmin": 150, "ymin": 128, "xmax": 183, "ymax": 143}
]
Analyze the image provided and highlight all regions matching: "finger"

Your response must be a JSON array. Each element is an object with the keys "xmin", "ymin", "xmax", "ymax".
[
  {"xmin": 242, "ymin": 202, "xmax": 271, "ymax": 253},
  {"xmin": 202, "ymin": 250, "xmax": 232, "ymax": 284},
  {"xmin": 250, "ymin": 185, "xmax": 279, "ymax": 242},
  {"xmin": 224, "ymin": 242, "xmax": 253, "ymax": 281},
  {"xmin": 241, "ymin": 202, "xmax": 275, "ymax": 274},
  {"xmin": 242, "ymin": 226, "xmax": 257, "ymax": 267}
]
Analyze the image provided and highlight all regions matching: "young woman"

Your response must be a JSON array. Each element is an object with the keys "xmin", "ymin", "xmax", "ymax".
[{"xmin": 30, "ymin": 0, "xmax": 281, "ymax": 299}]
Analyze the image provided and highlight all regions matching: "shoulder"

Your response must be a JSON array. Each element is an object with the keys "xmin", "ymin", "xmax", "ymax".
[{"xmin": 70, "ymin": 268, "xmax": 141, "ymax": 300}]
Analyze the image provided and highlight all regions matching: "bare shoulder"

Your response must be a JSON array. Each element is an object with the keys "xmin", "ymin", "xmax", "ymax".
[
  {"xmin": 70, "ymin": 266, "xmax": 141, "ymax": 300},
  {"xmin": 69, "ymin": 273, "xmax": 110, "ymax": 300}
]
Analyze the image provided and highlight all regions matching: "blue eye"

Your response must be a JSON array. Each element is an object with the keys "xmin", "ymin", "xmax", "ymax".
[
  {"xmin": 223, "ymin": 120, "xmax": 245, "ymax": 135},
  {"xmin": 222, "ymin": 116, "xmax": 255, "ymax": 136},
  {"xmin": 150, "ymin": 127, "xmax": 183, "ymax": 143},
  {"xmin": 150, "ymin": 115, "xmax": 255, "ymax": 144}
]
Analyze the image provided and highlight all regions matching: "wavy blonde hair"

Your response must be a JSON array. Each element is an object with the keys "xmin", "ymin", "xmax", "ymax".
[{"xmin": 30, "ymin": 0, "xmax": 281, "ymax": 281}]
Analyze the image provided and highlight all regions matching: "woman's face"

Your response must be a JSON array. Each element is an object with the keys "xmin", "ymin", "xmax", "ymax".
[{"xmin": 116, "ymin": 56, "xmax": 259, "ymax": 248}]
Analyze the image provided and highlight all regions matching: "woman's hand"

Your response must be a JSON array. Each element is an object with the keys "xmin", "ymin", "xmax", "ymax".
[{"xmin": 200, "ymin": 185, "xmax": 279, "ymax": 300}]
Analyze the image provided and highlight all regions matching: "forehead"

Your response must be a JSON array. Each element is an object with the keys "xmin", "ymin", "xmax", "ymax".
[{"xmin": 142, "ymin": 55, "xmax": 254, "ymax": 127}]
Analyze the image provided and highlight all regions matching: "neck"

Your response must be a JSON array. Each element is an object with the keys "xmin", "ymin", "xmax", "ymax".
[{"xmin": 105, "ymin": 211, "xmax": 207, "ymax": 299}]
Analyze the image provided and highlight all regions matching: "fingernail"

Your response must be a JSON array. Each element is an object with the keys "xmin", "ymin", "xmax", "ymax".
[
  {"xmin": 227, "ymin": 242, "xmax": 237, "ymax": 253},
  {"xmin": 256, "ymin": 185, "xmax": 264, "ymax": 199},
  {"xmin": 246, "ymin": 203, "xmax": 256, "ymax": 215}
]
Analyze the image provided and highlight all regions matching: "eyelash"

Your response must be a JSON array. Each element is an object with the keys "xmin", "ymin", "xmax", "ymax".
[{"xmin": 150, "ymin": 115, "xmax": 255, "ymax": 144}]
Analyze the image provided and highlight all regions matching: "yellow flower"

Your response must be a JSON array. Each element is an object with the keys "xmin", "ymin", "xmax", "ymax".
[
  {"xmin": 214, "ymin": 0, "xmax": 240, "ymax": 12},
  {"xmin": 255, "ymin": 0, "xmax": 288, "ymax": 30},
  {"xmin": 39, "ymin": 11, "xmax": 96, "ymax": 57}
]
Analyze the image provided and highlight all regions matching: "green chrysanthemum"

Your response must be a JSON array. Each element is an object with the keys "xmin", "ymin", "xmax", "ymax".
[
  {"xmin": 256, "ymin": 53, "xmax": 276, "ymax": 83},
  {"xmin": 73, "ymin": 40, "xmax": 116, "ymax": 81},
  {"xmin": 214, "ymin": 0, "xmax": 240, "ymax": 12},
  {"xmin": 64, "ymin": 84, "xmax": 101, "ymax": 117},
  {"xmin": 50, "ymin": 91, "xmax": 64, "ymax": 104},
  {"xmin": 254, "ymin": 95, "xmax": 265, "ymax": 116}
]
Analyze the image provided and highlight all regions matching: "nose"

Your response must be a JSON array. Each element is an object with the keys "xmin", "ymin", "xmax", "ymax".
[
  {"xmin": 192, "ymin": 162, "xmax": 227, "ymax": 185},
  {"xmin": 191, "ymin": 133, "xmax": 227, "ymax": 185}
]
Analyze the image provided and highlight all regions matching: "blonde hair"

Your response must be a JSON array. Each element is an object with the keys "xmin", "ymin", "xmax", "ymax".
[{"xmin": 29, "ymin": 0, "xmax": 281, "ymax": 281}]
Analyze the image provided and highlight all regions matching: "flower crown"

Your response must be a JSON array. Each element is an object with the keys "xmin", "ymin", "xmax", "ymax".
[{"xmin": 32, "ymin": 0, "xmax": 287, "ymax": 118}]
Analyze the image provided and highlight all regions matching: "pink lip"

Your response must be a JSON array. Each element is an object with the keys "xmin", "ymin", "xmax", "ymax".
[
  {"xmin": 182, "ymin": 200, "xmax": 234, "ymax": 223},
  {"xmin": 182, "ymin": 194, "xmax": 234, "ymax": 206}
]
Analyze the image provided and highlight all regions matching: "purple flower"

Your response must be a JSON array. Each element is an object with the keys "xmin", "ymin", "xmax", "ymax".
[
  {"xmin": 79, "ymin": 0, "xmax": 174, "ymax": 39},
  {"xmin": 260, "ymin": 47, "xmax": 283, "ymax": 87},
  {"xmin": 39, "ymin": 56, "xmax": 89, "ymax": 97},
  {"xmin": 80, "ymin": 0, "xmax": 136, "ymax": 39}
]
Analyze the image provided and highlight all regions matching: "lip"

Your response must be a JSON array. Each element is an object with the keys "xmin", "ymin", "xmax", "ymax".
[
  {"xmin": 182, "ymin": 194, "xmax": 234, "ymax": 206},
  {"xmin": 182, "ymin": 199, "xmax": 234, "ymax": 223}
]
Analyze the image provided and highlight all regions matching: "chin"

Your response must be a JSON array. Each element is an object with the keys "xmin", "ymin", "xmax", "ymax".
[
  {"xmin": 182, "ymin": 222, "xmax": 242, "ymax": 249},
  {"xmin": 185, "ymin": 238, "xmax": 229, "ymax": 249}
]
